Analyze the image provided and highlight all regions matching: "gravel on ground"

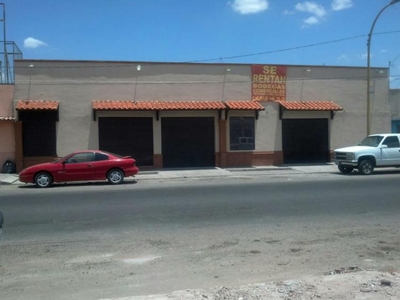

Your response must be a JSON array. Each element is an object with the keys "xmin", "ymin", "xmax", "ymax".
[{"xmin": 122, "ymin": 270, "xmax": 400, "ymax": 300}]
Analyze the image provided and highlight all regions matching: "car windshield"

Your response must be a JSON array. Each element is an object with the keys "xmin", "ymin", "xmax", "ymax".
[
  {"xmin": 53, "ymin": 155, "xmax": 69, "ymax": 163},
  {"xmin": 358, "ymin": 135, "xmax": 384, "ymax": 147}
]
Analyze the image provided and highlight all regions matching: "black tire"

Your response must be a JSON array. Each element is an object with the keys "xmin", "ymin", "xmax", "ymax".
[
  {"xmin": 107, "ymin": 169, "xmax": 124, "ymax": 184},
  {"xmin": 34, "ymin": 172, "xmax": 53, "ymax": 188},
  {"xmin": 338, "ymin": 165, "xmax": 353, "ymax": 174},
  {"xmin": 358, "ymin": 159, "xmax": 374, "ymax": 175}
]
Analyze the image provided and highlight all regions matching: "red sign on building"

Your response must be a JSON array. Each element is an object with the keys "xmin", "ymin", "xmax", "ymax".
[{"xmin": 252, "ymin": 65, "xmax": 287, "ymax": 102}]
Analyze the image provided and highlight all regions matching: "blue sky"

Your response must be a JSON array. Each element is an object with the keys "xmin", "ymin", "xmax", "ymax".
[{"xmin": 4, "ymin": 0, "xmax": 400, "ymax": 87}]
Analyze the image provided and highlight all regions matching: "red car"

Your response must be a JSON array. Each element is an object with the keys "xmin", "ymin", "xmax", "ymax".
[{"xmin": 19, "ymin": 150, "xmax": 139, "ymax": 188}]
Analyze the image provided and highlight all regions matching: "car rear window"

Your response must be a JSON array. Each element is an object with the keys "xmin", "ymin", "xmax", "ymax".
[
  {"xmin": 95, "ymin": 153, "xmax": 110, "ymax": 161},
  {"xmin": 99, "ymin": 151, "xmax": 125, "ymax": 158}
]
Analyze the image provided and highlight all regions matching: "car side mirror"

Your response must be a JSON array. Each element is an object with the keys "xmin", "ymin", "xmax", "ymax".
[{"xmin": 379, "ymin": 144, "xmax": 388, "ymax": 149}]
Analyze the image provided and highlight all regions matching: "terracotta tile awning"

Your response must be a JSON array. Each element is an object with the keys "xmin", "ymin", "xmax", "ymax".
[
  {"xmin": 93, "ymin": 100, "xmax": 227, "ymax": 111},
  {"xmin": 225, "ymin": 101, "xmax": 265, "ymax": 110},
  {"xmin": 16, "ymin": 100, "xmax": 59, "ymax": 111},
  {"xmin": 0, "ymin": 116, "xmax": 15, "ymax": 121},
  {"xmin": 277, "ymin": 101, "xmax": 343, "ymax": 111},
  {"xmin": 159, "ymin": 101, "xmax": 226, "ymax": 110}
]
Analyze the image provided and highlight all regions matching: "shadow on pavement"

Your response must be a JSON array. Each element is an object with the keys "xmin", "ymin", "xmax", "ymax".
[
  {"xmin": 336, "ymin": 169, "xmax": 400, "ymax": 176},
  {"xmin": 17, "ymin": 180, "xmax": 138, "ymax": 189}
]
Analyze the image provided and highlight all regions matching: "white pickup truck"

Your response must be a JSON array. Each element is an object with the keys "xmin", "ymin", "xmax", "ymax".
[{"xmin": 333, "ymin": 133, "xmax": 400, "ymax": 175}]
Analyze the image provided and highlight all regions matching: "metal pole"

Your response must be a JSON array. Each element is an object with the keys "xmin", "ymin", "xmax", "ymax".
[
  {"xmin": 367, "ymin": 0, "xmax": 400, "ymax": 135},
  {"xmin": 0, "ymin": 3, "xmax": 6, "ymax": 84},
  {"xmin": 133, "ymin": 64, "xmax": 141, "ymax": 101},
  {"xmin": 221, "ymin": 68, "xmax": 230, "ymax": 101},
  {"xmin": 3, "ymin": 4, "xmax": 7, "ymax": 84}
]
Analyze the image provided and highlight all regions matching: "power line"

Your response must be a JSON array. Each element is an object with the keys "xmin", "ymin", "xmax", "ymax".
[
  {"xmin": 15, "ymin": 30, "xmax": 400, "ymax": 69},
  {"xmin": 19, "ymin": 76, "xmax": 393, "ymax": 86},
  {"xmin": 189, "ymin": 30, "xmax": 400, "ymax": 63},
  {"xmin": 392, "ymin": 54, "xmax": 400, "ymax": 63},
  {"xmin": 188, "ymin": 34, "xmax": 365, "ymax": 63}
]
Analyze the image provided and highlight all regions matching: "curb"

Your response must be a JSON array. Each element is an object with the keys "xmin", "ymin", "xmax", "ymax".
[
  {"xmin": 0, "ymin": 165, "xmax": 338, "ymax": 185},
  {"xmin": 0, "ymin": 176, "xmax": 20, "ymax": 185},
  {"xmin": 227, "ymin": 167, "xmax": 293, "ymax": 172}
]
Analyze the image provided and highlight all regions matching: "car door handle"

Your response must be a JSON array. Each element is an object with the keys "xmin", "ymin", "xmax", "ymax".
[{"xmin": 87, "ymin": 164, "xmax": 93, "ymax": 167}]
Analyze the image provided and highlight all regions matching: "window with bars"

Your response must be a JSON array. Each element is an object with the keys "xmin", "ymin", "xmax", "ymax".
[{"xmin": 229, "ymin": 117, "xmax": 255, "ymax": 151}]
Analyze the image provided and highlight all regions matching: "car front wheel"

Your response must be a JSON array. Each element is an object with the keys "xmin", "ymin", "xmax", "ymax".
[
  {"xmin": 358, "ymin": 159, "xmax": 374, "ymax": 175},
  {"xmin": 107, "ymin": 169, "xmax": 124, "ymax": 184},
  {"xmin": 338, "ymin": 165, "xmax": 353, "ymax": 174},
  {"xmin": 34, "ymin": 172, "xmax": 53, "ymax": 188}
]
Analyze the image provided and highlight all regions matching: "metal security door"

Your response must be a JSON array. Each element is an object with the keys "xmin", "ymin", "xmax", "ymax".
[
  {"xmin": 99, "ymin": 117, "xmax": 153, "ymax": 166},
  {"xmin": 282, "ymin": 119, "xmax": 329, "ymax": 164},
  {"xmin": 162, "ymin": 117, "xmax": 215, "ymax": 168}
]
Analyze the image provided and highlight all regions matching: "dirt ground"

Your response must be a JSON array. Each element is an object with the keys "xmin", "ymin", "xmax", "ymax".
[
  {"xmin": 124, "ymin": 270, "xmax": 400, "ymax": 300},
  {"xmin": 1, "ymin": 213, "xmax": 400, "ymax": 300}
]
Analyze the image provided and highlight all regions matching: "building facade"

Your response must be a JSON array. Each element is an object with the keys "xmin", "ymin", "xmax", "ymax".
[
  {"xmin": 390, "ymin": 88, "xmax": 400, "ymax": 133},
  {"xmin": 0, "ymin": 85, "xmax": 17, "ymax": 168},
  {"xmin": 9, "ymin": 59, "xmax": 391, "ymax": 171}
]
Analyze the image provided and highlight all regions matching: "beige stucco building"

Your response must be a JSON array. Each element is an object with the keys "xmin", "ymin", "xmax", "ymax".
[
  {"xmin": 5, "ymin": 59, "xmax": 391, "ymax": 171},
  {"xmin": 0, "ymin": 85, "xmax": 17, "ymax": 168},
  {"xmin": 389, "ymin": 88, "xmax": 400, "ymax": 132}
]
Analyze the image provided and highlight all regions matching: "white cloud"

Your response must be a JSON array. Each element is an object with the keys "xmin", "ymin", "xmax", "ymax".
[
  {"xmin": 303, "ymin": 16, "xmax": 319, "ymax": 26},
  {"xmin": 295, "ymin": 1, "xmax": 326, "ymax": 17},
  {"xmin": 331, "ymin": 0, "xmax": 353, "ymax": 11},
  {"xmin": 337, "ymin": 54, "xmax": 348, "ymax": 61},
  {"xmin": 231, "ymin": 0, "xmax": 269, "ymax": 15},
  {"xmin": 360, "ymin": 53, "xmax": 371, "ymax": 60},
  {"xmin": 24, "ymin": 37, "xmax": 48, "ymax": 49},
  {"xmin": 295, "ymin": 1, "xmax": 327, "ymax": 27},
  {"xmin": 283, "ymin": 9, "xmax": 295, "ymax": 15}
]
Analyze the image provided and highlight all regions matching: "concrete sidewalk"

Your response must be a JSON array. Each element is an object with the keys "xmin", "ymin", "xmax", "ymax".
[{"xmin": 0, "ymin": 163, "xmax": 338, "ymax": 186}]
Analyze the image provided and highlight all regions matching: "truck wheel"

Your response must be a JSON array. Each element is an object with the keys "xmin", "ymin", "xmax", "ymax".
[
  {"xmin": 338, "ymin": 165, "xmax": 353, "ymax": 174},
  {"xmin": 358, "ymin": 159, "xmax": 374, "ymax": 175}
]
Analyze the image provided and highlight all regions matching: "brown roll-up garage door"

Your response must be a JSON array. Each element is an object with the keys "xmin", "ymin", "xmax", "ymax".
[
  {"xmin": 19, "ymin": 111, "xmax": 57, "ymax": 157},
  {"xmin": 162, "ymin": 117, "xmax": 215, "ymax": 168},
  {"xmin": 99, "ymin": 117, "xmax": 153, "ymax": 166},
  {"xmin": 282, "ymin": 118, "xmax": 329, "ymax": 163}
]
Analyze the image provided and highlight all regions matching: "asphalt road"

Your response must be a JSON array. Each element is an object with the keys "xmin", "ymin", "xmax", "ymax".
[{"xmin": 1, "ymin": 174, "xmax": 400, "ymax": 299}]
